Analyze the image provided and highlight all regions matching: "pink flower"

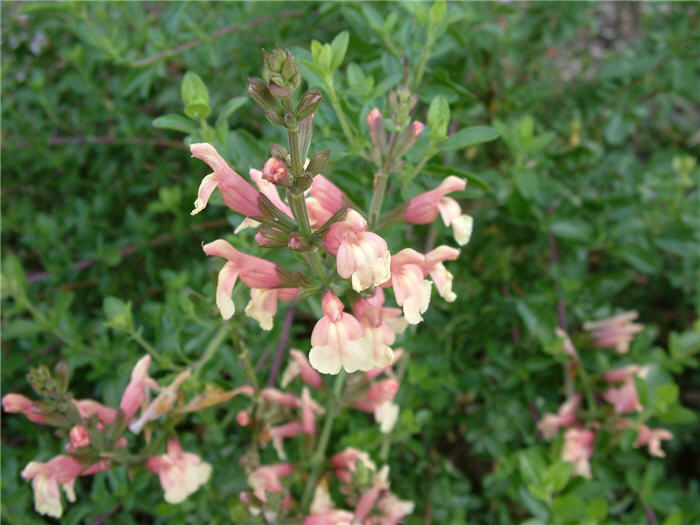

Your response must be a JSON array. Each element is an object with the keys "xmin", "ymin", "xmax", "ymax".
[
  {"xmin": 423, "ymin": 246, "xmax": 460, "ymax": 302},
  {"xmin": 245, "ymin": 288, "xmax": 298, "ymax": 331},
  {"xmin": 129, "ymin": 370, "xmax": 191, "ymax": 434},
  {"xmin": 247, "ymin": 463, "xmax": 294, "ymax": 502},
  {"xmin": 354, "ymin": 379, "xmax": 400, "ymax": 434},
  {"xmin": 2, "ymin": 393, "xmax": 47, "ymax": 424},
  {"xmin": 119, "ymin": 355, "xmax": 157, "ymax": 420},
  {"xmin": 376, "ymin": 492, "xmax": 415, "ymax": 525},
  {"xmin": 393, "ymin": 121, "xmax": 425, "ymax": 158},
  {"xmin": 74, "ymin": 399, "xmax": 118, "ymax": 425},
  {"xmin": 353, "ymin": 288, "xmax": 406, "ymax": 370},
  {"xmin": 332, "ymin": 448, "xmax": 376, "ymax": 485},
  {"xmin": 584, "ymin": 311, "xmax": 643, "ymax": 354},
  {"xmin": 301, "ymin": 387, "xmax": 318, "ymax": 435},
  {"xmin": 190, "ymin": 143, "xmax": 262, "ymax": 217},
  {"xmin": 354, "ymin": 465, "xmax": 390, "ymax": 522},
  {"xmin": 262, "ymin": 157, "xmax": 289, "ymax": 184},
  {"xmin": 324, "ymin": 210, "xmax": 391, "ymax": 292},
  {"xmin": 604, "ymin": 380, "xmax": 643, "ymax": 414},
  {"xmin": 250, "ymin": 168, "xmax": 293, "ymax": 217},
  {"xmin": 537, "ymin": 394, "xmax": 580, "ymax": 439},
  {"xmin": 262, "ymin": 387, "xmax": 302, "ymax": 409},
  {"xmin": 282, "ymin": 349, "xmax": 323, "ymax": 389},
  {"xmin": 403, "ymin": 176, "xmax": 473, "ymax": 246},
  {"xmin": 270, "ymin": 421, "xmax": 305, "ymax": 458},
  {"xmin": 309, "ymin": 292, "xmax": 373, "ymax": 374},
  {"xmin": 146, "ymin": 438, "xmax": 212, "ymax": 504},
  {"xmin": 236, "ymin": 410, "xmax": 250, "ymax": 426},
  {"xmin": 387, "ymin": 249, "xmax": 431, "ymax": 324},
  {"xmin": 562, "ymin": 428, "xmax": 595, "ymax": 479},
  {"xmin": 203, "ymin": 239, "xmax": 290, "ymax": 320},
  {"xmin": 306, "ymin": 175, "xmax": 348, "ymax": 228},
  {"xmin": 305, "ymin": 481, "xmax": 354, "ymax": 525},
  {"xmin": 635, "ymin": 425, "xmax": 673, "ymax": 457},
  {"xmin": 21, "ymin": 455, "xmax": 84, "ymax": 518},
  {"xmin": 69, "ymin": 425, "xmax": 90, "ymax": 449},
  {"xmin": 603, "ymin": 364, "xmax": 648, "ymax": 383}
]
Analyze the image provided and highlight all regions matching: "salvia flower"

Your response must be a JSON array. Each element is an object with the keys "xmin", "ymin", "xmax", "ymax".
[
  {"xmin": 247, "ymin": 463, "xmax": 294, "ymax": 502},
  {"xmin": 562, "ymin": 428, "xmax": 595, "ymax": 479},
  {"xmin": 2, "ymin": 393, "xmax": 47, "ymax": 424},
  {"xmin": 309, "ymin": 292, "xmax": 373, "ymax": 374},
  {"xmin": 261, "ymin": 156, "xmax": 289, "ymax": 184},
  {"xmin": 403, "ymin": 176, "xmax": 473, "ymax": 246},
  {"xmin": 190, "ymin": 143, "xmax": 262, "ymax": 218},
  {"xmin": 376, "ymin": 493, "xmax": 416, "ymax": 525},
  {"xmin": 423, "ymin": 246, "xmax": 460, "ymax": 302},
  {"xmin": 203, "ymin": 239, "xmax": 290, "ymax": 319},
  {"xmin": 305, "ymin": 481, "xmax": 354, "ymax": 525},
  {"xmin": 119, "ymin": 355, "xmax": 158, "ymax": 420},
  {"xmin": 635, "ymin": 424, "xmax": 673, "ymax": 457},
  {"xmin": 129, "ymin": 370, "xmax": 191, "ymax": 434},
  {"xmin": 537, "ymin": 394, "xmax": 581, "ymax": 439},
  {"xmin": 306, "ymin": 174, "xmax": 348, "ymax": 229},
  {"xmin": 245, "ymin": 288, "xmax": 298, "ymax": 331},
  {"xmin": 353, "ymin": 288, "xmax": 406, "ymax": 370},
  {"xmin": 146, "ymin": 438, "xmax": 212, "ymax": 504},
  {"xmin": 603, "ymin": 380, "xmax": 643, "ymax": 414},
  {"xmin": 21, "ymin": 456, "xmax": 84, "ymax": 518},
  {"xmin": 387, "ymin": 249, "xmax": 432, "ymax": 324},
  {"xmin": 584, "ymin": 311, "xmax": 643, "ymax": 354},
  {"xmin": 354, "ymin": 379, "xmax": 400, "ymax": 434},
  {"xmin": 324, "ymin": 210, "xmax": 391, "ymax": 292}
]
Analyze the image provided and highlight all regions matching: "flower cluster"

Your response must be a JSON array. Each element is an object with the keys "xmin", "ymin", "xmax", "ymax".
[{"xmin": 537, "ymin": 312, "xmax": 673, "ymax": 479}]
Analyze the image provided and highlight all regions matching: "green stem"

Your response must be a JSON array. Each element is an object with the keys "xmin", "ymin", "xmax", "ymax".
[
  {"xmin": 405, "ymin": 142, "xmax": 437, "ymax": 181},
  {"xmin": 325, "ymin": 80, "xmax": 361, "ymax": 153},
  {"xmin": 192, "ymin": 323, "xmax": 230, "ymax": 374},
  {"xmin": 411, "ymin": 32, "xmax": 434, "ymax": 92},
  {"xmin": 301, "ymin": 370, "xmax": 347, "ymax": 510},
  {"xmin": 368, "ymin": 134, "xmax": 400, "ymax": 229},
  {"xmin": 230, "ymin": 330, "xmax": 260, "ymax": 391},
  {"xmin": 129, "ymin": 330, "xmax": 173, "ymax": 369}
]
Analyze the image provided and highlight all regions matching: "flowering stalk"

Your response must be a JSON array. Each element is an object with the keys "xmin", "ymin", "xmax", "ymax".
[{"xmin": 368, "ymin": 132, "xmax": 399, "ymax": 230}]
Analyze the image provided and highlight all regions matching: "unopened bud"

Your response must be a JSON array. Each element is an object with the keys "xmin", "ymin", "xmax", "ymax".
[
  {"xmin": 306, "ymin": 149, "xmax": 330, "ymax": 175},
  {"xmin": 247, "ymin": 77, "xmax": 281, "ymax": 111},
  {"xmin": 268, "ymin": 73, "xmax": 294, "ymax": 98},
  {"xmin": 293, "ymin": 172, "xmax": 313, "ymax": 193},
  {"xmin": 264, "ymin": 110, "xmax": 286, "ymax": 127},
  {"xmin": 69, "ymin": 425, "xmax": 90, "ymax": 449},
  {"xmin": 393, "ymin": 120, "xmax": 425, "ymax": 159},
  {"xmin": 296, "ymin": 89, "xmax": 322, "ymax": 120},
  {"xmin": 366, "ymin": 108, "xmax": 387, "ymax": 165},
  {"xmin": 255, "ymin": 228, "xmax": 288, "ymax": 248},
  {"xmin": 263, "ymin": 46, "xmax": 286, "ymax": 75},
  {"xmin": 270, "ymin": 142, "xmax": 288, "ymax": 161},
  {"xmin": 287, "ymin": 232, "xmax": 310, "ymax": 252},
  {"xmin": 54, "ymin": 361, "xmax": 70, "ymax": 393},
  {"xmin": 283, "ymin": 112, "xmax": 298, "ymax": 131},
  {"xmin": 236, "ymin": 410, "xmax": 250, "ymax": 426}
]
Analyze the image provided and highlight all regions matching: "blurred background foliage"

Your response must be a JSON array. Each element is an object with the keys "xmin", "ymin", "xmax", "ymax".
[{"xmin": 2, "ymin": 1, "xmax": 699, "ymax": 523}]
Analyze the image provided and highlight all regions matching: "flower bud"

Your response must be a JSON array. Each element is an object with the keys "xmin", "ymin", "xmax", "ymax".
[
  {"xmin": 247, "ymin": 77, "xmax": 281, "ymax": 111},
  {"xmin": 293, "ymin": 172, "xmax": 313, "ymax": 193},
  {"xmin": 54, "ymin": 361, "xmax": 70, "ymax": 393},
  {"xmin": 287, "ymin": 232, "xmax": 310, "ymax": 252},
  {"xmin": 263, "ymin": 46, "xmax": 286, "ymax": 74},
  {"xmin": 262, "ymin": 157, "xmax": 289, "ymax": 184},
  {"xmin": 69, "ymin": 425, "xmax": 90, "ymax": 449},
  {"xmin": 283, "ymin": 112, "xmax": 298, "ymax": 131},
  {"xmin": 255, "ymin": 228, "xmax": 289, "ymax": 248},
  {"xmin": 268, "ymin": 74, "xmax": 295, "ymax": 98},
  {"xmin": 236, "ymin": 410, "xmax": 250, "ymax": 427},
  {"xmin": 264, "ymin": 110, "xmax": 286, "ymax": 127},
  {"xmin": 392, "ymin": 121, "xmax": 425, "ymax": 159},
  {"xmin": 269, "ymin": 142, "xmax": 288, "ymax": 161},
  {"xmin": 282, "ymin": 50, "xmax": 299, "ymax": 82},
  {"xmin": 306, "ymin": 149, "xmax": 330, "ymax": 176},
  {"xmin": 295, "ymin": 89, "xmax": 322, "ymax": 120}
]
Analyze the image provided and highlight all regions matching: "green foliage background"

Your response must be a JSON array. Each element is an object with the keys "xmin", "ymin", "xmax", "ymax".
[{"xmin": 2, "ymin": 2, "xmax": 699, "ymax": 524}]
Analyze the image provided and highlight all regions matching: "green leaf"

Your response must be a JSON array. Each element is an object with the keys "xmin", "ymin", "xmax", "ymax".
[
  {"xmin": 103, "ymin": 297, "xmax": 133, "ymax": 332},
  {"xmin": 550, "ymin": 219, "xmax": 592, "ymax": 242},
  {"xmin": 152, "ymin": 114, "xmax": 198, "ymax": 135},
  {"xmin": 330, "ymin": 31, "xmax": 349, "ymax": 71},
  {"xmin": 513, "ymin": 169, "xmax": 539, "ymax": 201},
  {"xmin": 438, "ymin": 126, "xmax": 500, "ymax": 151},
  {"xmin": 427, "ymin": 95, "xmax": 450, "ymax": 141},
  {"xmin": 615, "ymin": 245, "xmax": 662, "ymax": 275},
  {"xmin": 429, "ymin": 1, "xmax": 447, "ymax": 27},
  {"xmin": 551, "ymin": 494, "xmax": 586, "ymax": 522},
  {"xmin": 587, "ymin": 497, "xmax": 608, "ymax": 521},
  {"xmin": 544, "ymin": 461, "xmax": 571, "ymax": 493},
  {"xmin": 181, "ymin": 71, "xmax": 210, "ymax": 107},
  {"xmin": 423, "ymin": 164, "xmax": 490, "ymax": 190},
  {"xmin": 184, "ymin": 103, "xmax": 211, "ymax": 121}
]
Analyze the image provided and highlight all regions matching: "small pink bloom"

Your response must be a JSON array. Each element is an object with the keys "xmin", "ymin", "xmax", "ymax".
[
  {"xmin": 353, "ymin": 288, "xmax": 406, "ymax": 370},
  {"xmin": 190, "ymin": 143, "xmax": 262, "ymax": 217},
  {"xmin": 403, "ymin": 176, "xmax": 473, "ymax": 245},
  {"xmin": 377, "ymin": 492, "xmax": 415, "ymax": 525},
  {"xmin": 355, "ymin": 379, "xmax": 400, "ymax": 434},
  {"xmin": 584, "ymin": 311, "xmax": 643, "ymax": 354},
  {"xmin": 354, "ymin": 465, "xmax": 390, "ymax": 522},
  {"xmin": 250, "ymin": 168, "xmax": 293, "ymax": 218},
  {"xmin": 604, "ymin": 380, "xmax": 643, "ymax": 414},
  {"xmin": 562, "ymin": 428, "xmax": 595, "ymax": 479},
  {"xmin": 555, "ymin": 328, "xmax": 578, "ymax": 358},
  {"xmin": 21, "ymin": 455, "xmax": 84, "ymax": 518},
  {"xmin": 236, "ymin": 410, "xmax": 250, "ymax": 426},
  {"xmin": 332, "ymin": 448, "xmax": 376, "ymax": 485},
  {"xmin": 146, "ymin": 438, "xmax": 212, "ymax": 504},
  {"xmin": 203, "ymin": 239, "xmax": 288, "ymax": 319},
  {"xmin": 245, "ymin": 288, "xmax": 298, "ymax": 331},
  {"xmin": 309, "ymin": 292, "xmax": 374, "ymax": 374},
  {"xmin": 269, "ymin": 422, "xmax": 304, "ymax": 458},
  {"xmin": 119, "ymin": 355, "xmax": 157, "ymax": 420},
  {"xmin": 603, "ymin": 364, "xmax": 648, "ymax": 383},
  {"xmin": 247, "ymin": 463, "xmax": 294, "ymax": 502},
  {"xmin": 288, "ymin": 349, "xmax": 324, "ymax": 389},
  {"xmin": 387, "ymin": 249, "xmax": 431, "ymax": 324},
  {"xmin": 366, "ymin": 107, "xmax": 384, "ymax": 131},
  {"xmin": 69, "ymin": 425, "xmax": 90, "ymax": 449},
  {"xmin": 2, "ymin": 393, "xmax": 47, "ymax": 424},
  {"xmin": 324, "ymin": 210, "xmax": 391, "ymax": 292},
  {"xmin": 262, "ymin": 387, "xmax": 301, "ymax": 409},
  {"xmin": 261, "ymin": 157, "xmax": 289, "ymax": 184},
  {"xmin": 301, "ymin": 387, "xmax": 318, "ymax": 435},
  {"xmin": 635, "ymin": 425, "xmax": 673, "ymax": 457},
  {"xmin": 393, "ymin": 121, "xmax": 425, "ymax": 158},
  {"xmin": 537, "ymin": 394, "xmax": 581, "ymax": 439},
  {"xmin": 305, "ymin": 481, "xmax": 354, "ymax": 525},
  {"xmin": 72, "ymin": 401, "xmax": 116, "ymax": 427},
  {"xmin": 129, "ymin": 370, "xmax": 191, "ymax": 434},
  {"xmin": 306, "ymin": 175, "xmax": 348, "ymax": 228},
  {"xmin": 423, "ymin": 246, "xmax": 460, "ymax": 302}
]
